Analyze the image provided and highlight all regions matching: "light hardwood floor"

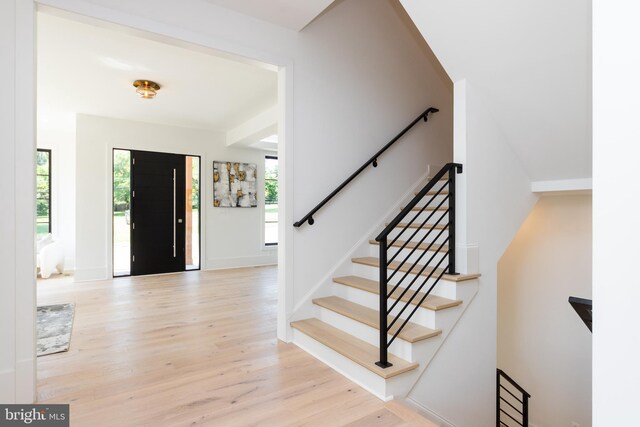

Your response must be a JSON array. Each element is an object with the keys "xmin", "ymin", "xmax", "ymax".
[{"xmin": 37, "ymin": 267, "xmax": 434, "ymax": 427}]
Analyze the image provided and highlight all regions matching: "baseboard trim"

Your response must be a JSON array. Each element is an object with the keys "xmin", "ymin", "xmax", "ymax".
[
  {"xmin": 15, "ymin": 358, "xmax": 36, "ymax": 403},
  {"xmin": 205, "ymin": 255, "xmax": 277, "ymax": 270},
  {"xmin": 73, "ymin": 267, "xmax": 109, "ymax": 282},
  {"xmin": 404, "ymin": 396, "xmax": 457, "ymax": 427},
  {"xmin": 204, "ymin": 263, "xmax": 277, "ymax": 272}
]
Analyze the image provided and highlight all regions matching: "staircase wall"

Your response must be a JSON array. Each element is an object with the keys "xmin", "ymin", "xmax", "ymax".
[
  {"xmin": 396, "ymin": 0, "xmax": 591, "ymax": 183},
  {"xmin": 498, "ymin": 195, "xmax": 592, "ymax": 427},
  {"xmin": 289, "ymin": 0, "xmax": 454, "ymax": 317}
]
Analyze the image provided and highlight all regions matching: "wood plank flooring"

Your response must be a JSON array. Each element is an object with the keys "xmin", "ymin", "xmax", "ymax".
[{"xmin": 36, "ymin": 267, "xmax": 434, "ymax": 427}]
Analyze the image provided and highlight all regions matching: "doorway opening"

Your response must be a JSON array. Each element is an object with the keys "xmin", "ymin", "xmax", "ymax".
[{"xmin": 27, "ymin": 2, "xmax": 292, "ymax": 406}]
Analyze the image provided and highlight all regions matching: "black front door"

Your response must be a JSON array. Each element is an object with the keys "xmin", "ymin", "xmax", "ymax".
[{"xmin": 131, "ymin": 150, "xmax": 186, "ymax": 275}]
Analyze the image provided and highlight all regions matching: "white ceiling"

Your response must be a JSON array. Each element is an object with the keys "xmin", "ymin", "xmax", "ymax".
[
  {"xmin": 37, "ymin": 12, "xmax": 278, "ymax": 133},
  {"xmin": 203, "ymin": 0, "xmax": 336, "ymax": 31},
  {"xmin": 400, "ymin": 0, "xmax": 591, "ymax": 181}
]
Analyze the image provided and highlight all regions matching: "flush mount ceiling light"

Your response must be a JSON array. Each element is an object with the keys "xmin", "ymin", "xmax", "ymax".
[{"xmin": 132, "ymin": 80, "xmax": 161, "ymax": 99}]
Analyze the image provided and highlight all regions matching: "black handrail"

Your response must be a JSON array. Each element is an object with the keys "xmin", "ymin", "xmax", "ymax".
[
  {"xmin": 497, "ymin": 369, "xmax": 531, "ymax": 398},
  {"xmin": 375, "ymin": 163, "xmax": 462, "ymax": 368},
  {"xmin": 568, "ymin": 296, "xmax": 592, "ymax": 332},
  {"xmin": 293, "ymin": 107, "xmax": 439, "ymax": 227},
  {"xmin": 496, "ymin": 369, "xmax": 530, "ymax": 427}
]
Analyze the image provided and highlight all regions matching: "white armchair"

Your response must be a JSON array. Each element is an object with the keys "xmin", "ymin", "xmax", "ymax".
[{"xmin": 37, "ymin": 234, "xmax": 65, "ymax": 278}]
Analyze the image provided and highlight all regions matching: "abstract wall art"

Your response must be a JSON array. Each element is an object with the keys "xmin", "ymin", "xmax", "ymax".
[{"xmin": 213, "ymin": 161, "xmax": 257, "ymax": 208}]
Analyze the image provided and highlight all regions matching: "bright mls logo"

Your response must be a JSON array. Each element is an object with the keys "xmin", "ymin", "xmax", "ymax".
[{"xmin": 1, "ymin": 405, "xmax": 69, "ymax": 426}]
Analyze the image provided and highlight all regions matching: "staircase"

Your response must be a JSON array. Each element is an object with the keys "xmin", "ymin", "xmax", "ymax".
[{"xmin": 291, "ymin": 143, "xmax": 480, "ymax": 400}]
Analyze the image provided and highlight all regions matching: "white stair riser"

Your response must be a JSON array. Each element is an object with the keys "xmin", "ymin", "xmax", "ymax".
[
  {"xmin": 411, "ymin": 193, "xmax": 449, "ymax": 206},
  {"xmin": 316, "ymin": 305, "xmax": 414, "ymax": 361},
  {"xmin": 362, "ymin": 248, "xmax": 449, "ymax": 269},
  {"xmin": 386, "ymin": 227, "xmax": 450, "ymax": 243},
  {"xmin": 352, "ymin": 264, "xmax": 457, "ymax": 300},
  {"xmin": 332, "ymin": 282, "xmax": 436, "ymax": 328},
  {"xmin": 387, "ymin": 243, "xmax": 449, "ymax": 267},
  {"xmin": 370, "ymin": 245, "xmax": 452, "ymax": 271},
  {"xmin": 399, "ymin": 210, "xmax": 449, "ymax": 225},
  {"xmin": 357, "ymin": 255, "xmax": 458, "ymax": 299}
]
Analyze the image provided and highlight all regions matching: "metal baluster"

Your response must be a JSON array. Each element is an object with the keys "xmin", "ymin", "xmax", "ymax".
[
  {"xmin": 448, "ymin": 165, "xmax": 460, "ymax": 275},
  {"xmin": 376, "ymin": 236, "xmax": 392, "ymax": 368},
  {"xmin": 496, "ymin": 370, "xmax": 500, "ymax": 427}
]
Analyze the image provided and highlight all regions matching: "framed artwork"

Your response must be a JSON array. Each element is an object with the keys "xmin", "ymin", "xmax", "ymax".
[{"xmin": 213, "ymin": 161, "xmax": 257, "ymax": 207}]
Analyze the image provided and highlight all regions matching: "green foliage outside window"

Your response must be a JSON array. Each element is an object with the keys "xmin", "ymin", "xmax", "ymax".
[
  {"xmin": 36, "ymin": 150, "xmax": 51, "ymax": 236},
  {"xmin": 113, "ymin": 151, "xmax": 130, "ymax": 211},
  {"xmin": 265, "ymin": 160, "xmax": 278, "ymax": 204},
  {"xmin": 191, "ymin": 159, "xmax": 200, "ymax": 209}
]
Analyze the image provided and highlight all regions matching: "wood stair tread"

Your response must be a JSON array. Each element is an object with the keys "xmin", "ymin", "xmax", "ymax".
[
  {"xmin": 313, "ymin": 296, "xmax": 441, "ymax": 343},
  {"xmin": 369, "ymin": 239, "xmax": 450, "ymax": 252},
  {"xmin": 333, "ymin": 275, "xmax": 463, "ymax": 311},
  {"xmin": 352, "ymin": 257, "xmax": 480, "ymax": 282},
  {"xmin": 291, "ymin": 318, "xmax": 418, "ymax": 379}
]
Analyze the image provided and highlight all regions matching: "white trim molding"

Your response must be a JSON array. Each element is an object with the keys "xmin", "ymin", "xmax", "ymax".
[
  {"xmin": 0, "ymin": 0, "xmax": 37, "ymax": 404},
  {"xmin": 531, "ymin": 178, "xmax": 592, "ymax": 194}
]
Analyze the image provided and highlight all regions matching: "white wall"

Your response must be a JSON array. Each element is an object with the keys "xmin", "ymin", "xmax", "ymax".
[
  {"xmin": 0, "ymin": 0, "xmax": 36, "ymax": 403},
  {"xmin": 75, "ymin": 114, "xmax": 277, "ymax": 281},
  {"xmin": 398, "ymin": 0, "xmax": 591, "ymax": 182},
  {"xmin": 593, "ymin": 1, "xmax": 640, "ymax": 424},
  {"xmin": 407, "ymin": 81, "xmax": 537, "ymax": 427},
  {"xmin": 498, "ymin": 195, "xmax": 592, "ymax": 427},
  {"xmin": 37, "ymin": 125, "xmax": 77, "ymax": 270},
  {"xmin": 290, "ymin": 0, "xmax": 453, "ymax": 308}
]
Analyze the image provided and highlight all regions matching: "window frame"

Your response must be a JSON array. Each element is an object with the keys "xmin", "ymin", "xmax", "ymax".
[
  {"xmin": 185, "ymin": 155, "xmax": 202, "ymax": 271},
  {"xmin": 264, "ymin": 154, "xmax": 278, "ymax": 247},
  {"xmin": 36, "ymin": 148, "xmax": 52, "ymax": 236}
]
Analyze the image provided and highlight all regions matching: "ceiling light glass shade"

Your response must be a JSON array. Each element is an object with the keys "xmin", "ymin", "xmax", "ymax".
[
  {"xmin": 136, "ymin": 85, "xmax": 156, "ymax": 99},
  {"xmin": 132, "ymin": 80, "xmax": 161, "ymax": 99}
]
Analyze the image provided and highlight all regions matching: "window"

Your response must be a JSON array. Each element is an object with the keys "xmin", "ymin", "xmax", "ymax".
[
  {"xmin": 265, "ymin": 156, "xmax": 278, "ymax": 246},
  {"xmin": 36, "ymin": 149, "xmax": 51, "ymax": 237},
  {"xmin": 185, "ymin": 156, "xmax": 201, "ymax": 270},
  {"xmin": 112, "ymin": 149, "xmax": 131, "ymax": 276}
]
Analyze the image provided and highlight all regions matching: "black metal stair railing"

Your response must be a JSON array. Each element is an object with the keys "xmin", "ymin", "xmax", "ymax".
[
  {"xmin": 374, "ymin": 163, "xmax": 462, "ymax": 368},
  {"xmin": 496, "ymin": 369, "xmax": 531, "ymax": 427},
  {"xmin": 293, "ymin": 107, "xmax": 439, "ymax": 227}
]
